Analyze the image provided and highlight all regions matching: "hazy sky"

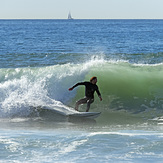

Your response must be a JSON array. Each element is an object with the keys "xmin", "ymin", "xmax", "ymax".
[{"xmin": 0, "ymin": 0, "xmax": 163, "ymax": 19}]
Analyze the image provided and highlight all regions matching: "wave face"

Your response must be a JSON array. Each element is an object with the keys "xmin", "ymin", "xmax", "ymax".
[
  {"xmin": 0, "ymin": 58, "xmax": 163, "ymax": 120},
  {"xmin": 89, "ymin": 61, "xmax": 163, "ymax": 111}
]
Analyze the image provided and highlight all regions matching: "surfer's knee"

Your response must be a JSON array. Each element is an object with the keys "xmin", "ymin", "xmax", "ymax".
[{"xmin": 88, "ymin": 98, "xmax": 94, "ymax": 104}]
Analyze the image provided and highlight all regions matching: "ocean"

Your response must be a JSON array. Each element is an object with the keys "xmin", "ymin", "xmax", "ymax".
[{"xmin": 0, "ymin": 19, "xmax": 163, "ymax": 162}]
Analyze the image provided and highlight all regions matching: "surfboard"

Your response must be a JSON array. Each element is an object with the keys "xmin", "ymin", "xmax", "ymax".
[
  {"xmin": 69, "ymin": 112, "xmax": 101, "ymax": 119},
  {"xmin": 36, "ymin": 106, "xmax": 101, "ymax": 120}
]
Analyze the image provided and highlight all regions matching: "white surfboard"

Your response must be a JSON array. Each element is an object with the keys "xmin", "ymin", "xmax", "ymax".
[
  {"xmin": 36, "ymin": 106, "xmax": 101, "ymax": 119},
  {"xmin": 69, "ymin": 112, "xmax": 101, "ymax": 119}
]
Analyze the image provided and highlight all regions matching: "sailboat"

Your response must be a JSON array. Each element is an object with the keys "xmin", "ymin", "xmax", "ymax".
[{"xmin": 68, "ymin": 12, "xmax": 73, "ymax": 20}]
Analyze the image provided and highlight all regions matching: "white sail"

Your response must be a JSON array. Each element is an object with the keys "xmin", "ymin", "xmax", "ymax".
[{"xmin": 68, "ymin": 12, "xmax": 73, "ymax": 19}]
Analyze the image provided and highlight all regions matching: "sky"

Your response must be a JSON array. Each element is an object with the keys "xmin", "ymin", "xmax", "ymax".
[{"xmin": 0, "ymin": 0, "xmax": 163, "ymax": 19}]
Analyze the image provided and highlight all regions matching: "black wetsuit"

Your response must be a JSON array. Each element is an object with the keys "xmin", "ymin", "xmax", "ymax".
[
  {"xmin": 72, "ymin": 81, "xmax": 101, "ymax": 112},
  {"xmin": 72, "ymin": 82, "xmax": 101, "ymax": 98}
]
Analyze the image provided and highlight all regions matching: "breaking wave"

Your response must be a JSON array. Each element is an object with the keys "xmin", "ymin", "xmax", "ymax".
[{"xmin": 0, "ymin": 57, "xmax": 162, "ymax": 122}]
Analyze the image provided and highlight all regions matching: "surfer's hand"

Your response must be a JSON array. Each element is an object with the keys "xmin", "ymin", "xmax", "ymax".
[
  {"xmin": 99, "ymin": 96, "xmax": 102, "ymax": 101},
  {"xmin": 69, "ymin": 87, "xmax": 73, "ymax": 91}
]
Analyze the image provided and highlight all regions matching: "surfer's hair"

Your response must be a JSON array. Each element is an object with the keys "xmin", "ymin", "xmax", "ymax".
[{"xmin": 90, "ymin": 76, "xmax": 97, "ymax": 82}]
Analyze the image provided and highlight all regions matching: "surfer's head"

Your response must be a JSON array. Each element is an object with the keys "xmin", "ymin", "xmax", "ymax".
[{"xmin": 90, "ymin": 76, "xmax": 97, "ymax": 84}]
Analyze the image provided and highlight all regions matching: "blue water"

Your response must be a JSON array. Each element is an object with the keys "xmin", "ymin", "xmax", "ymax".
[
  {"xmin": 0, "ymin": 19, "xmax": 163, "ymax": 68},
  {"xmin": 0, "ymin": 19, "xmax": 163, "ymax": 162}
]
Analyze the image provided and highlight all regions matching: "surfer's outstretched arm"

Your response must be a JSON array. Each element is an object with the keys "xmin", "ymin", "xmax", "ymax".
[{"xmin": 68, "ymin": 82, "xmax": 85, "ymax": 91}]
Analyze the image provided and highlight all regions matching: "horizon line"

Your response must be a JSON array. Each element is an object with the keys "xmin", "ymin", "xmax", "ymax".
[{"xmin": 0, "ymin": 18, "xmax": 163, "ymax": 20}]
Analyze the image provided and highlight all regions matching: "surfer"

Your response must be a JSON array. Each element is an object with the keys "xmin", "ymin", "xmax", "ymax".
[{"xmin": 68, "ymin": 76, "xmax": 102, "ymax": 112}]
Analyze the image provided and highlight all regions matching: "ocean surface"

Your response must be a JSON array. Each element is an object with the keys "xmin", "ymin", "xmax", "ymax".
[{"xmin": 0, "ymin": 19, "xmax": 163, "ymax": 162}]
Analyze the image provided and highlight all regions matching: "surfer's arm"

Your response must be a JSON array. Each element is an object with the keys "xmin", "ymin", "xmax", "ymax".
[
  {"xmin": 68, "ymin": 82, "xmax": 85, "ymax": 91},
  {"xmin": 96, "ymin": 86, "xmax": 102, "ymax": 101}
]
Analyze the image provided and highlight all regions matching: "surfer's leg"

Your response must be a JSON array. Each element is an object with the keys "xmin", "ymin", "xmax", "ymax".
[
  {"xmin": 86, "ymin": 98, "xmax": 94, "ymax": 112},
  {"xmin": 75, "ymin": 97, "xmax": 87, "ymax": 111}
]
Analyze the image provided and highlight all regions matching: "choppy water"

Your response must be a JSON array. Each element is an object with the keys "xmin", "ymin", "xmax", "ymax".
[{"xmin": 0, "ymin": 19, "xmax": 163, "ymax": 162}]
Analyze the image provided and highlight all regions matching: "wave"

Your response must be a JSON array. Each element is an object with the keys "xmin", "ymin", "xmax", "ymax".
[{"xmin": 0, "ymin": 58, "xmax": 163, "ymax": 122}]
